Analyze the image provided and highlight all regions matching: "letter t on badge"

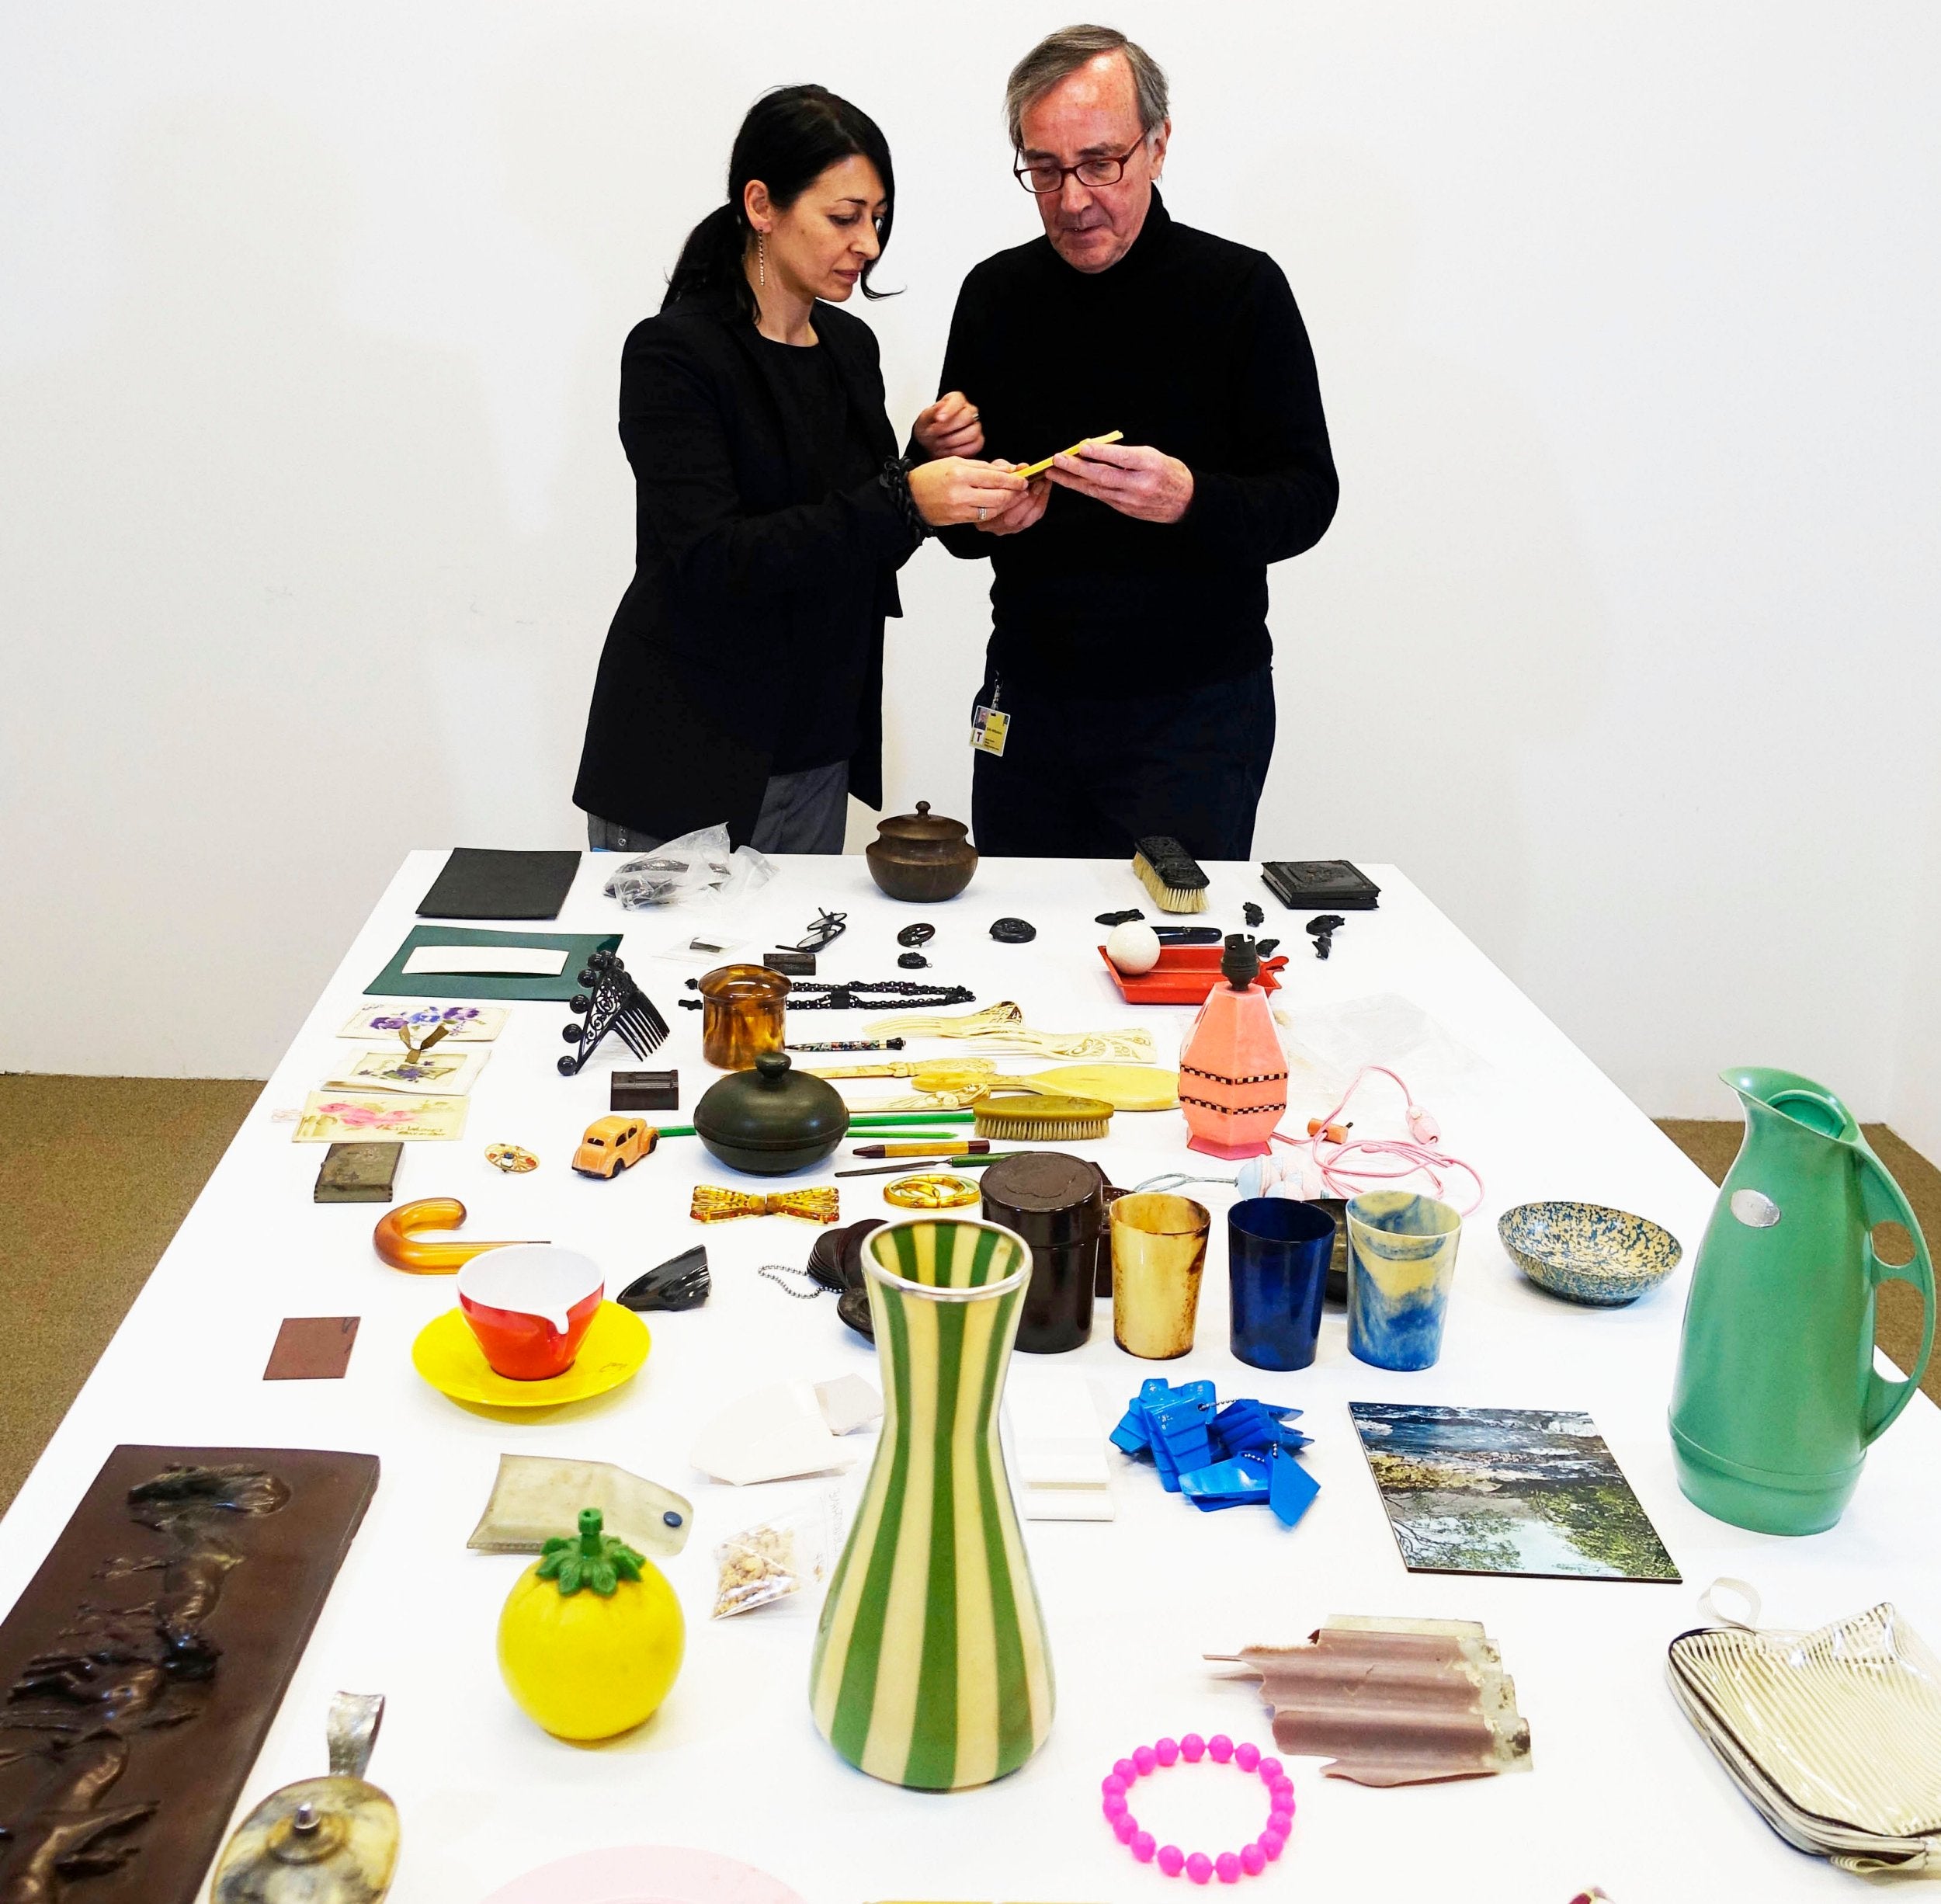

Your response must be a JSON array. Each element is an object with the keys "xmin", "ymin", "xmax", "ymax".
[{"xmin": 970, "ymin": 704, "xmax": 1009, "ymax": 756}]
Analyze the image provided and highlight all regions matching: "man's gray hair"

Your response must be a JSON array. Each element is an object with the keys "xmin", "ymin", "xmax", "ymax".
[{"xmin": 1004, "ymin": 24, "xmax": 1169, "ymax": 151}]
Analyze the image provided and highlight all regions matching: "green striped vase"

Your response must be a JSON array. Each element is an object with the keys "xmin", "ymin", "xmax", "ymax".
[{"xmin": 810, "ymin": 1215, "xmax": 1054, "ymax": 1790}]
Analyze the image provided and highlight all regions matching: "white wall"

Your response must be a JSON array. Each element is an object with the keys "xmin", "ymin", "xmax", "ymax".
[{"xmin": 4, "ymin": 3, "xmax": 1938, "ymax": 1122}]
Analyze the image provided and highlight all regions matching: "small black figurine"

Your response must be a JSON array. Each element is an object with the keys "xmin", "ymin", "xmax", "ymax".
[
  {"xmin": 559, "ymin": 951, "xmax": 671, "ymax": 1075},
  {"xmin": 1306, "ymin": 914, "xmax": 1346, "ymax": 960},
  {"xmin": 989, "ymin": 917, "xmax": 1037, "ymax": 943},
  {"xmin": 617, "ymin": 1246, "xmax": 710, "ymax": 1312},
  {"xmin": 1244, "ymin": 902, "xmax": 1264, "ymax": 928}
]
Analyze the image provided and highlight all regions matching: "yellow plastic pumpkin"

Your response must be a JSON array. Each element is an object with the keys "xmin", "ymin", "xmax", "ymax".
[{"xmin": 497, "ymin": 1508, "xmax": 684, "ymax": 1740}]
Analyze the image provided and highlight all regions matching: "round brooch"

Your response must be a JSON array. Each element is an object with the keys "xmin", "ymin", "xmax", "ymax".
[
  {"xmin": 1100, "ymin": 1733, "xmax": 1293, "ymax": 1883},
  {"xmin": 882, "ymin": 1173, "xmax": 981, "ymax": 1210}
]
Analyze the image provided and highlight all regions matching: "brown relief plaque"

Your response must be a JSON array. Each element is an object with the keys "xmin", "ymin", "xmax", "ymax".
[{"xmin": 0, "ymin": 1444, "xmax": 380, "ymax": 1904}]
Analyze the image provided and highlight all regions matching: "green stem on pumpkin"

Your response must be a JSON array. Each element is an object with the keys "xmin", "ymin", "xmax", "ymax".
[{"xmin": 535, "ymin": 1506, "xmax": 646, "ymax": 1597}]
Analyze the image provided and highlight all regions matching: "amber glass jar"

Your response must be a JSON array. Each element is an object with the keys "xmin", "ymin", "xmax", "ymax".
[{"xmin": 697, "ymin": 964, "xmax": 790, "ymax": 1070}]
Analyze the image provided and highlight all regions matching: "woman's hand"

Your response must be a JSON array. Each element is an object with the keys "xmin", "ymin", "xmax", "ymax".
[
  {"xmin": 973, "ymin": 462, "xmax": 1050, "ymax": 537},
  {"xmin": 908, "ymin": 457, "xmax": 1026, "ymax": 528},
  {"xmin": 912, "ymin": 391, "xmax": 984, "ymax": 459}
]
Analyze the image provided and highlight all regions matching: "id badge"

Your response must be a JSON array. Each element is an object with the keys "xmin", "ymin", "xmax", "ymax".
[{"xmin": 970, "ymin": 704, "xmax": 1010, "ymax": 757}]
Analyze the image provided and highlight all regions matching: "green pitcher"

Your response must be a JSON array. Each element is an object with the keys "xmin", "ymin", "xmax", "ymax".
[{"xmin": 1669, "ymin": 1068, "xmax": 1936, "ymax": 1534}]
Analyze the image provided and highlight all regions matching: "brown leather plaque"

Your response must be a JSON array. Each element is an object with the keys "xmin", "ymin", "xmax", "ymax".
[{"xmin": 0, "ymin": 1444, "xmax": 380, "ymax": 1903}]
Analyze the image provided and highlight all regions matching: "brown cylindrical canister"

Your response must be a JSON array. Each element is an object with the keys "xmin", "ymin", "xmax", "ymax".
[
  {"xmin": 981, "ymin": 1151, "xmax": 1104, "ymax": 1353},
  {"xmin": 696, "ymin": 963, "xmax": 790, "ymax": 1070},
  {"xmin": 1095, "ymin": 1179, "xmax": 1127, "ymax": 1296}
]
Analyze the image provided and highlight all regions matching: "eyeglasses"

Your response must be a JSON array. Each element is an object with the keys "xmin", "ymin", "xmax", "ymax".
[{"xmin": 1013, "ymin": 138, "xmax": 1148, "ymax": 195}]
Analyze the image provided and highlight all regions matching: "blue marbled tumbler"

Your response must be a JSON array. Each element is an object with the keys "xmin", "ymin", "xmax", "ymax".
[{"xmin": 1346, "ymin": 1191, "xmax": 1464, "ymax": 1370}]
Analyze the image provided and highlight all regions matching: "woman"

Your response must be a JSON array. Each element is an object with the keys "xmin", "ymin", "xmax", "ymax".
[{"xmin": 575, "ymin": 85, "xmax": 1021, "ymax": 853}]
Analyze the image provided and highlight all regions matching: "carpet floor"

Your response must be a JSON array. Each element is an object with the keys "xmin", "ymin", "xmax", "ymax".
[{"xmin": 0, "ymin": 1079, "xmax": 1935, "ymax": 1516}]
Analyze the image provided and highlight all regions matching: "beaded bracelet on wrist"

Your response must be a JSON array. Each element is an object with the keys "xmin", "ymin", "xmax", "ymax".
[{"xmin": 878, "ymin": 455, "xmax": 931, "ymax": 543}]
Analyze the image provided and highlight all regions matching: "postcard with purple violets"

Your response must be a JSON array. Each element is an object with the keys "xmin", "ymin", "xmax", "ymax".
[{"xmin": 337, "ymin": 1002, "xmax": 508, "ymax": 1043}]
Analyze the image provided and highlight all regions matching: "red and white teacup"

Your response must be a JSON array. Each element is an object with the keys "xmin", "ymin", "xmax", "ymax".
[{"xmin": 456, "ymin": 1245, "xmax": 604, "ymax": 1381}]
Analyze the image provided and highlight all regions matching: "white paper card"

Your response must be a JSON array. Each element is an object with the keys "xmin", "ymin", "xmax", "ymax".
[{"xmin": 402, "ymin": 945, "xmax": 566, "ymax": 977}]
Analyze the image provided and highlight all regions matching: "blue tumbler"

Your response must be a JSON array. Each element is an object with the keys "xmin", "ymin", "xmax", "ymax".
[{"xmin": 1228, "ymin": 1197, "xmax": 1335, "ymax": 1371}]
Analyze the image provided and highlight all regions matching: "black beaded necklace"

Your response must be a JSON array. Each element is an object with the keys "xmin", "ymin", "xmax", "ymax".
[{"xmin": 680, "ymin": 978, "xmax": 974, "ymax": 1013}]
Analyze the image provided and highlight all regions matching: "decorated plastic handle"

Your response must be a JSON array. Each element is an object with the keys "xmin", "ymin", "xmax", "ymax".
[
  {"xmin": 1857, "ymin": 1148, "xmax": 1936, "ymax": 1443},
  {"xmin": 372, "ymin": 1197, "xmax": 544, "ymax": 1275}
]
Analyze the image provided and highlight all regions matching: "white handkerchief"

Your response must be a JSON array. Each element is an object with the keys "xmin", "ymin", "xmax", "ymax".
[{"xmin": 402, "ymin": 945, "xmax": 567, "ymax": 977}]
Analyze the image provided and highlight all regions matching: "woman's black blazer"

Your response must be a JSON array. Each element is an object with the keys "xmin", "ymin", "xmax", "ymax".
[{"xmin": 573, "ymin": 294, "xmax": 918, "ymax": 846}]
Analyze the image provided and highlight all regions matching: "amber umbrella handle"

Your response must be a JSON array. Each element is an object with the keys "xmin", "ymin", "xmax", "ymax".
[{"xmin": 371, "ymin": 1197, "xmax": 545, "ymax": 1275}]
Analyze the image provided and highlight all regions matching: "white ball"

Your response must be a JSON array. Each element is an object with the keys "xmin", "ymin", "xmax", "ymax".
[{"xmin": 1106, "ymin": 921, "xmax": 1162, "ymax": 975}]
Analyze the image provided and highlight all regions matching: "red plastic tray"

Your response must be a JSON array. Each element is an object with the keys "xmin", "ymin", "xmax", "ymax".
[{"xmin": 1097, "ymin": 944, "xmax": 1287, "ymax": 1006}]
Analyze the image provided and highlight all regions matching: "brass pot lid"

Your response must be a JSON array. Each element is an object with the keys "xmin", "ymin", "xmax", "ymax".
[
  {"xmin": 870, "ymin": 801, "xmax": 970, "ymax": 844},
  {"xmin": 210, "ymin": 1777, "xmax": 399, "ymax": 1902},
  {"xmin": 212, "ymin": 1692, "xmax": 398, "ymax": 1903}
]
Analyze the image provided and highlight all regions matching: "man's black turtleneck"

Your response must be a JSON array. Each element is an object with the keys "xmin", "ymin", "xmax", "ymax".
[{"xmin": 926, "ymin": 193, "xmax": 1337, "ymax": 697}]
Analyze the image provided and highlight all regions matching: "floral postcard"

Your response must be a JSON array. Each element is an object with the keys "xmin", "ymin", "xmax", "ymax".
[
  {"xmin": 293, "ymin": 1093, "xmax": 470, "ymax": 1144},
  {"xmin": 336, "ymin": 1002, "xmax": 508, "ymax": 1043},
  {"xmin": 325, "ymin": 1045, "xmax": 490, "ymax": 1096}
]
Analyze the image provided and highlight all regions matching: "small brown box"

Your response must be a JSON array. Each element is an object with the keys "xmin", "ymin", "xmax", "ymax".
[
  {"xmin": 612, "ymin": 1069, "xmax": 679, "ymax": 1112},
  {"xmin": 764, "ymin": 948, "xmax": 817, "ymax": 977},
  {"xmin": 314, "ymin": 1141, "xmax": 401, "ymax": 1204}
]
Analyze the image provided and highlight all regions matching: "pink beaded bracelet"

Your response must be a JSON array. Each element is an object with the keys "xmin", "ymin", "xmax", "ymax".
[{"xmin": 1099, "ymin": 1733, "xmax": 1295, "ymax": 1883}]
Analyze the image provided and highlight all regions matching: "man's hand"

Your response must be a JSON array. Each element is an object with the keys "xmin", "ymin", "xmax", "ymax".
[
  {"xmin": 1047, "ymin": 440, "xmax": 1193, "ymax": 523},
  {"xmin": 912, "ymin": 391, "xmax": 984, "ymax": 459},
  {"xmin": 973, "ymin": 460, "xmax": 1050, "ymax": 537}
]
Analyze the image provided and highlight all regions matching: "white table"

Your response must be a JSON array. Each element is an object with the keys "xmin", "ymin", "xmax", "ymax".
[{"xmin": 4, "ymin": 853, "xmax": 1935, "ymax": 1903}]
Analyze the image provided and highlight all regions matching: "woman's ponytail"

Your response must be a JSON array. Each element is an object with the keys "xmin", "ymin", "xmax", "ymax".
[
  {"xmin": 660, "ymin": 85, "xmax": 896, "ymax": 323},
  {"xmin": 662, "ymin": 202, "xmax": 749, "ymax": 314}
]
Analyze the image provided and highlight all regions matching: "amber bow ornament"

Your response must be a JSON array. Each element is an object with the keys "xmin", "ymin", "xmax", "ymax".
[{"xmin": 689, "ymin": 1186, "xmax": 841, "ymax": 1225}]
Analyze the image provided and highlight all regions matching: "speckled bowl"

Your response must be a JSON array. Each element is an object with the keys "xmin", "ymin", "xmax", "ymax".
[{"xmin": 1498, "ymin": 1200, "xmax": 1682, "ymax": 1307}]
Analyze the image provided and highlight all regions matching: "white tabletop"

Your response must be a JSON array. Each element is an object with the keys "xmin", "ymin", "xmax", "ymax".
[{"xmin": 3, "ymin": 852, "xmax": 1935, "ymax": 1903}]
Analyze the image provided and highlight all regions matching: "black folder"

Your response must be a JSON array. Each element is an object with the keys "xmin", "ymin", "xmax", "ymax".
[{"xmin": 416, "ymin": 848, "xmax": 581, "ymax": 920}]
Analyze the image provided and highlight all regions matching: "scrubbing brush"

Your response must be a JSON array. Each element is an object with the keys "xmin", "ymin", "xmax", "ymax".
[
  {"xmin": 1132, "ymin": 836, "xmax": 1210, "ymax": 914},
  {"xmin": 969, "ymin": 1089, "xmax": 1115, "ymax": 1141}
]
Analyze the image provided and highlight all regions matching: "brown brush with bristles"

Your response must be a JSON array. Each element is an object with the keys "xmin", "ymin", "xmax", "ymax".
[
  {"xmin": 970, "ymin": 1090, "xmax": 1115, "ymax": 1141},
  {"xmin": 1132, "ymin": 836, "xmax": 1210, "ymax": 914}
]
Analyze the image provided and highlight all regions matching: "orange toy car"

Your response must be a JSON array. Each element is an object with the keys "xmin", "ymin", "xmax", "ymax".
[{"xmin": 571, "ymin": 1115, "xmax": 655, "ymax": 1178}]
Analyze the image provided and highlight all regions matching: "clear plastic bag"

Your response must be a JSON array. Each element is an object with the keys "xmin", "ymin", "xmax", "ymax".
[
  {"xmin": 710, "ymin": 1488, "xmax": 844, "ymax": 1619},
  {"xmin": 602, "ymin": 822, "xmax": 775, "ymax": 910}
]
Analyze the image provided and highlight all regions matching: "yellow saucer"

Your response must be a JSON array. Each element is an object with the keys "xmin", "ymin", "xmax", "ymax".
[{"xmin": 411, "ymin": 1301, "xmax": 649, "ymax": 1409}]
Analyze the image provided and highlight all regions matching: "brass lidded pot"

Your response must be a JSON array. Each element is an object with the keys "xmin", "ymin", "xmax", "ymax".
[
  {"xmin": 696, "ymin": 962, "xmax": 790, "ymax": 1070},
  {"xmin": 692, "ymin": 1051, "xmax": 849, "ymax": 1175},
  {"xmin": 865, "ymin": 801, "xmax": 977, "ymax": 903}
]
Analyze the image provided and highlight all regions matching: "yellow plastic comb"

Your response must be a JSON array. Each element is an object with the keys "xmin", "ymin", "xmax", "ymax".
[{"xmin": 918, "ymin": 1062, "xmax": 1175, "ymax": 1110}]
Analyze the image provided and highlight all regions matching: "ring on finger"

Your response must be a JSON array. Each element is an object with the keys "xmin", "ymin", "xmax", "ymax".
[{"xmin": 977, "ymin": 506, "xmax": 986, "ymax": 522}]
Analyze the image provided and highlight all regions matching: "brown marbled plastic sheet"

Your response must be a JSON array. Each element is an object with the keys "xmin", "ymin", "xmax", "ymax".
[
  {"xmin": 1211, "ymin": 1614, "xmax": 1532, "ymax": 1787},
  {"xmin": 0, "ymin": 1445, "xmax": 380, "ymax": 1904}
]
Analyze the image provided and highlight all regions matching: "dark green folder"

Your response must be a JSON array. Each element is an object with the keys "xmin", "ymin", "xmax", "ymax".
[{"xmin": 364, "ymin": 926, "xmax": 622, "ymax": 1002}]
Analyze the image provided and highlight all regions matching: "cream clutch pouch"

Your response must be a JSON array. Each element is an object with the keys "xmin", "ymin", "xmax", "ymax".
[{"xmin": 1668, "ymin": 1599, "xmax": 1941, "ymax": 1873}]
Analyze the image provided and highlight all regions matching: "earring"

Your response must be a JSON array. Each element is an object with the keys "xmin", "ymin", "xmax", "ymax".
[{"xmin": 758, "ymin": 231, "xmax": 766, "ymax": 288}]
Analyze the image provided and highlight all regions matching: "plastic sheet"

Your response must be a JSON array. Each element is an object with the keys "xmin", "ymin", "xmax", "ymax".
[{"xmin": 602, "ymin": 822, "xmax": 774, "ymax": 910}]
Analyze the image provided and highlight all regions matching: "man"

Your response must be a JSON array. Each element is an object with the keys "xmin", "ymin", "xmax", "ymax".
[{"xmin": 918, "ymin": 24, "xmax": 1337, "ymax": 861}]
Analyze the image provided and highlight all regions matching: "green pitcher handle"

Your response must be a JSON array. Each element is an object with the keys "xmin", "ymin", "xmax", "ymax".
[{"xmin": 1857, "ymin": 1148, "xmax": 1936, "ymax": 1444}]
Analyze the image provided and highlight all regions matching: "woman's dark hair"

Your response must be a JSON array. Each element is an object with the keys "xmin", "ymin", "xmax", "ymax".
[{"xmin": 664, "ymin": 85, "xmax": 895, "ymax": 318}]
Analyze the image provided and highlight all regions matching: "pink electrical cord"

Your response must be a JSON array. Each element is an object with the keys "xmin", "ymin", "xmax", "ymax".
[{"xmin": 1262, "ymin": 1065, "xmax": 1485, "ymax": 1214}]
